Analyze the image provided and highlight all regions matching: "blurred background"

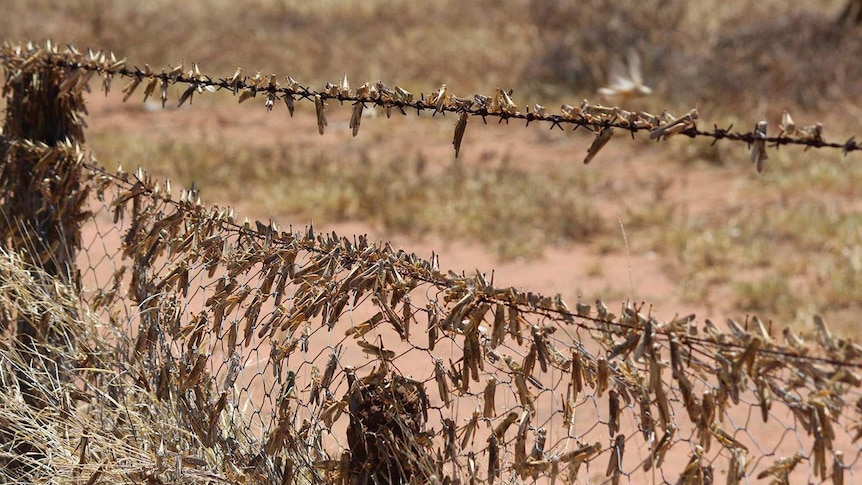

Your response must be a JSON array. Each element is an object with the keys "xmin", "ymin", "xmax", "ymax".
[
  {"xmin": 3, "ymin": 0, "xmax": 862, "ymax": 331},
  {"xmin": 5, "ymin": 0, "xmax": 862, "ymax": 110}
]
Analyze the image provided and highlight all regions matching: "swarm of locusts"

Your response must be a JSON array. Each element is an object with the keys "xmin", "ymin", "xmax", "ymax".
[
  {"xmin": 4, "ymin": 40, "xmax": 862, "ymax": 485},
  {"xmin": 3, "ymin": 41, "xmax": 858, "ymax": 174},
  {"xmin": 82, "ymin": 152, "xmax": 862, "ymax": 484}
]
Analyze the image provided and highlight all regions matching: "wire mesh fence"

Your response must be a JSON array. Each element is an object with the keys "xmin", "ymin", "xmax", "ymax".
[{"xmin": 1, "ymin": 40, "xmax": 861, "ymax": 484}]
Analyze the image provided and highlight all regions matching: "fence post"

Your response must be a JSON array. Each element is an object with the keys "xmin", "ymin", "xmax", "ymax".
[{"xmin": 0, "ymin": 44, "xmax": 89, "ymax": 407}]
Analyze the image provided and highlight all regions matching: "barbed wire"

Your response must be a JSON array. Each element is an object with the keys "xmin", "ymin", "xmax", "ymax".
[
  {"xmin": 53, "ymin": 148, "xmax": 860, "ymax": 372},
  {"xmin": 2, "ymin": 41, "xmax": 859, "ymax": 171}
]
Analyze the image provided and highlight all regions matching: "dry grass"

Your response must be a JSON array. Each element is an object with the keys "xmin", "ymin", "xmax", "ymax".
[
  {"xmin": 0, "ymin": 248, "xmax": 228, "ymax": 484},
  {"xmin": 618, "ymin": 145, "xmax": 862, "ymax": 329}
]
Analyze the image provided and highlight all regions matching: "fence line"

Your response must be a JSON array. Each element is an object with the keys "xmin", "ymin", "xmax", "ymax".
[
  {"xmin": 1, "ymin": 40, "xmax": 860, "ymax": 485},
  {"xmin": 3, "ymin": 41, "xmax": 859, "ymax": 168}
]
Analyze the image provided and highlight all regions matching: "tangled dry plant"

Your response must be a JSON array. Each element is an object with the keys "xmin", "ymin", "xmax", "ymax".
[
  {"xmin": 1, "ymin": 41, "xmax": 861, "ymax": 484},
  {"xmin": 0, "ymin": 248, "xmax": 241, "ymax": 483}
]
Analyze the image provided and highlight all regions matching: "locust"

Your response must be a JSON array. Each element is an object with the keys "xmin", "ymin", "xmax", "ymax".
[
  {"xmin": 751, "ymin": 120, "xmax": 768, "ymax": 172},
  {"xmin": 584, "ymin": 125, "xmax": 614, "ymax": 164}
]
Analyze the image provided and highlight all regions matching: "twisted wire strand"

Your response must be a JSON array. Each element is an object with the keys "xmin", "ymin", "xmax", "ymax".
[{"xmin": 2, "ymin": 41, "xmax": 858, "ymax": 164}]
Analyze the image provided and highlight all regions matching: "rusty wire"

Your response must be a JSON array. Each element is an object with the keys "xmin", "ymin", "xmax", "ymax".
[{"xmin": 2, "ymin": 41, "xmax": 859, "ymax": 169}]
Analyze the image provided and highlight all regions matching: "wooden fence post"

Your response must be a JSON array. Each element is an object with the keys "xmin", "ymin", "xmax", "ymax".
[{"xmin": 0, "ymin": 44, "xmax": 89, "ymax": 407}]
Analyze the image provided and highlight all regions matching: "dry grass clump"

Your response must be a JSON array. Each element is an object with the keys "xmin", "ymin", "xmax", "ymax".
[{"xmin": 0, "ymin": 248, "xmax": 246, "ymax": 484}]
